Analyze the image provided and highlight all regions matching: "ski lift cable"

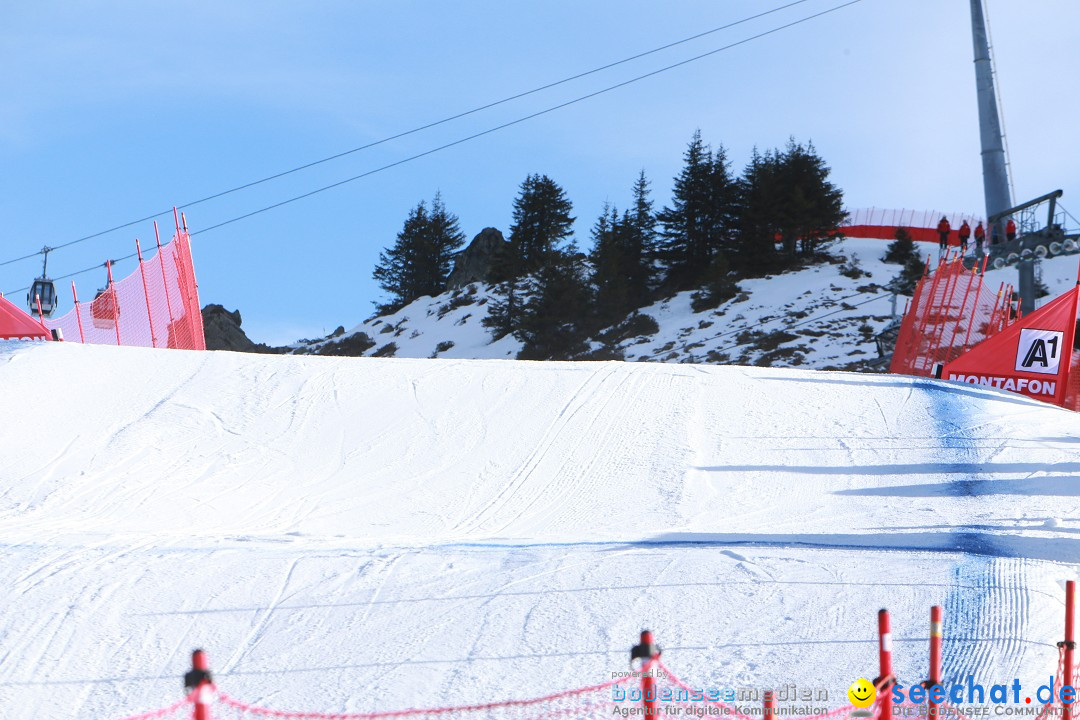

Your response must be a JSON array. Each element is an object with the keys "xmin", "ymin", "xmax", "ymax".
[
  {"xmin": 4, "ymin": 254, "xmax": 139, "ymax": 297},
  {"xmin": 186, "ymin": 0, "xmax": 866, "ymax": 237},
  {"xmin": 0, "ymin": 0, "xmax": 822, "ymax": 270},
  {"xmin": 2, "ymin": 0, "xmax": 866, "ymax": 294}
]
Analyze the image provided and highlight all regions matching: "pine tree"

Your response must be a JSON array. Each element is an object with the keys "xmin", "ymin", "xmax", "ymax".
[
  {"xmin": 657, "ymin": 131, "xmax": 739, "ymax": 289},
  {"xmin": 774, "ymin": 139, "xmax": 845, "ymax": 258},
  {"xmin": 883, "ymin": 226, "xmax": 917, "ymax": 264},
  {"xmin": 424, "ymin": 191, "xmax": 466, "ymax": 286},
  {"xmin": 735, "ymin": 139, "xmax": 845, "ymax": 272},
  {"xmin": 372, "ymin": 194, "xmax": 466, "ymax": 312},
  {"xmin": 516, "ymin": 250, "xmax": 594, "ymax": 360},
  {"xmin": 625, "ymin": 170, "xmax": 658, "ymax": 299},
  {"xmin": 589, "ymin": 203, "xmax": 630, "ymax": 328},
  {"xmin": 508, "ymin": 173, "xmax": 575, "ymax": 274},
  {"xmin": 885, "ymin": 228, "xmax": 927, "ymax": 295},
  {"xmin": 482, "ymin": 276, "xmax": 523, "ymax": 339},
  {"xmin": 485, "ymin": 174, "xmax": 576, "ymax": 340}
]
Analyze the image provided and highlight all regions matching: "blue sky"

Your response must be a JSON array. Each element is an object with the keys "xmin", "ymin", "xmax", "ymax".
[{"xmin": 2, "ymin": 0, "xmax": 1078, "ymax": 345}]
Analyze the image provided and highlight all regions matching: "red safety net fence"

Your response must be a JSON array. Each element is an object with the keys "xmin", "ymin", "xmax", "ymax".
[
  {"xmin": 43, "ymin": 216, "xmax": 205, "ymax": 351},
  {"xmin": 843, "ymin": 207, "xmax": 984, "ymax": 245},
  {"xmin": 889, "ymin": 252, "xmax": 1016, "ymax": 377}
]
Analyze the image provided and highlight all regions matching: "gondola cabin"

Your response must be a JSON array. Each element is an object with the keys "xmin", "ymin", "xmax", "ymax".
[
  {"xmin": 91, "ymin": 287, "xmax": 118, "ymax": 329},
  {"xmin": 28, "ymin": 277, "xmax": 57, "ymax": 318}
]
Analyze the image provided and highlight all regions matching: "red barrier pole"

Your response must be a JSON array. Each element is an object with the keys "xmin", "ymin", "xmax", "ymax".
[
  {"xmin": 913, "ymin": 260, "xmax": 949, "ymax": 374},
  {"xmin": 184, "ymin": 649, "xmax": 213, "ymax": 720},
  {"xmin": 959, "ymin": 270, "xmax": 986, "ymax": 352},
  {"xmin": 987, "ymin": 283, "xmax": 1005, "ymax": 335},
  {"xmin": 927, "ymin": 261, "xmax": 963, "ymax": 365},
  {"xmin": 34, "ymin": 293, "xmax": 47, "ymax": 332},
  {"xmin": 72, "ymin": 282, "xmax": 85, "ymax": 344},
  {"xmin": 928, "ymin": 606, "xmax": 943, "ymax": 719},
  {"xmin": 1064, "ymin": 581, "xmax": 1075, "ymax": 720},
  {"xmin": 107, "ymin": 260, "xmax": 121, "ymax": 346},
  {"xmin": 764, "ymin": 690, "xmax": 777, "ymax": 719},
  {"xmin": 877, "ymin": 609, "xmax": 894, "ymax": 719},
  {"xmin": 636, "ymin": 630, "xmax": 659, "ymax": 716},
  {"xmin": 136, "ymin": 239, "xmax": 158, "ymax": 347},
  {"xmin": 155, "ymin": 221, "xmax": 176, "ymax": 329},
  {"xmin": 943, "ymin": 268, "xmax": 977, "ymax": 358}
]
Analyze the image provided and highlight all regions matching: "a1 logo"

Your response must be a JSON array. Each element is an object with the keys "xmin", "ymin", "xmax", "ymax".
[{"xmin": 1014, "ymin": 329, "xmax": 1064, "ymax": 375}]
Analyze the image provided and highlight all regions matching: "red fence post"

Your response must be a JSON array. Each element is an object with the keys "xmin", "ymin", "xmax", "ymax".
[
  {"xmin": 928, "ymin": 605, "xmax": 943, "ymax": 719},
  {"xmin": 877, "ymin": 609, "xmax": 894, "ymax": 719},
  {"xmin": 155, "ymin": 221, "xmax": 176, "ymax": 330},
  {"xmin": 71, "ymin": 282, "xmax": 86, "ymax": 344},
  {"xmin": 631, "ymin": 630, "xmax": 660, "ymax": 716},
  {"xmin": 106, "ymin": 260, "xmax": 121, "ymax": 347},
  {"xmin": 764, "ymin": 690, "xmax": 777, "ymax": 719},
  {"xmin": 136, "ymin": 239, "xmax": 158, "ymax": 348},
  {"xmin": 1063, "ymin": 581, "xmax": 1076, "ymax": 720},
  {"xmin": 184, "ymin": 649, "xmax": 213, "ymax": 720}
]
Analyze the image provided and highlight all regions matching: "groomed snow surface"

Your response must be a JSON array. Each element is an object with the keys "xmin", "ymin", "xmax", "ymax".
[{"xmin": 3, "ymin": 335, "xmax": 1080, "ymax": 719}]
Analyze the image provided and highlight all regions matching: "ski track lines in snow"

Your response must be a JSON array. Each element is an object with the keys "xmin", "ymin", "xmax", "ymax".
[{"xmin": 2, "ymin": 342, "xmax": 1080, "ymax": 717}]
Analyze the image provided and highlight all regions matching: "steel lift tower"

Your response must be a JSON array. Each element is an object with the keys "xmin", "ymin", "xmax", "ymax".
[{"xmin": 970, "ymin": 0, "xmax": 1033, "ymax": 313}]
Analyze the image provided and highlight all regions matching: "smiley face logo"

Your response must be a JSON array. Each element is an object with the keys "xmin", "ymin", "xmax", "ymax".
[{"xmin": 848, "ymin": 678, "xmax": 876, "ymax": 708}]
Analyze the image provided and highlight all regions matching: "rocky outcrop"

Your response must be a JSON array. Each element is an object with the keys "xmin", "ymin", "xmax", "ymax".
[
  {"xmin": 298, "ymin": 331, "xmax": 376, "ymax": 357},
  {"xmin": 447, "ymin": 227, "xmax": 508, "ymax": 289},
  {"xmin": 201, "ymin": 305, "xmax": 281, "ymax": 353}
]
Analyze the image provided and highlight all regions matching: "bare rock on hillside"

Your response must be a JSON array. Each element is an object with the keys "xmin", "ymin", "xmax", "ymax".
[
  {"xmin": 447, "ymin": 228, "xmax": 508, "ymax": 289},
  {"xmin": 201, "ymin": 304, "xmax": 281, "ymax": 353}
]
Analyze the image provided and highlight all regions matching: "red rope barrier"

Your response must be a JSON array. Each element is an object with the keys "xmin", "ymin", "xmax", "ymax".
[
  {"xmin": 110, "ymin": 690, "xmax": 195, "ymax": 720},
  {"xmin": 215, "ymin": 671, "xmax": 633, "ymax": 719}
]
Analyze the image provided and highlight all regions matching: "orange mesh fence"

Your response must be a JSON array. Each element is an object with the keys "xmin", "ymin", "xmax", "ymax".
[
  {"xmin": 44, "ymin": 227, "xmax": 205, "ymax": 351},
  {"xmin": 1067, "ymin": 351, "xmax": 1080, "ymax": 412},
  {"xmin": 890, "ymin": 254, "xmax": 1010, "ymax": 377}
]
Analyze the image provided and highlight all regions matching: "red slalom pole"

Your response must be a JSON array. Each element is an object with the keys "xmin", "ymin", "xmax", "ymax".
[
  {"xmin": 631, "ymin": 630, "xmax": 660, "ymax": 716},
  {"xmin": 1064, "ymin": 582, "xmax": 1076, "ymax": 720},
  {"xmin": 877, "ymin": 609, "xmax": 894, "ymax": 719},
  {"xmin": 184, "ymin": 649, "xmax": 214, "ymax": 720},
  {"xmin": 764, "ymin": 690, "xmax": 777, "ymax": 719},
  {"xmin": 928, "ymin": 606, "xmax": 943, "ymax": 718}
]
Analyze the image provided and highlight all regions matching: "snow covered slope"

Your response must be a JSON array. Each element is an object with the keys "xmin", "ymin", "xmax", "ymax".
[
  {"xmin": 304, "ymin": 237, "xmax": 1080, "ymax": 368},
  {"xmin": 2, "ymin": 342, "xmax": 1080, "ymax": 718}
]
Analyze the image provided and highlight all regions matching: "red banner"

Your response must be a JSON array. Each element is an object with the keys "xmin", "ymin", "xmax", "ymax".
[
  {"xmin": 0, "ymin": 294, "xmax": 49, "ymax": 340},
  {"xmin": 941, "ymin": 285, "xmax": 1079, "ymax": 407}
]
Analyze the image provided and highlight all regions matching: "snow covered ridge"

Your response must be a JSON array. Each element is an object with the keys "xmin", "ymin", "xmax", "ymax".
[
  {"xmin": 3, "ymin": 342, "xmax": 1080, "ymax": 717},
  {"xmin": 294, "ymin": 237, "xmax": 1080, "ymax": 369}
]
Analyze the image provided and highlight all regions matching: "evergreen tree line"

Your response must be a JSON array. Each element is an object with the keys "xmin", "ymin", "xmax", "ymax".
[{"xmin": 372, "ymin": 130, "xmax": 847, "ymax": 360}]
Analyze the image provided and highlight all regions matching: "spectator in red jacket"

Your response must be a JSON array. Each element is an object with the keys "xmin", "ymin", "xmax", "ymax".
[
  {"xmin": 974, "ymin": 221, "xmax": 986, "ymax": 252},
  {"xmin": 937, "ymin": 216, "xmax": 951, "ymax": 252},
  {"xmin": 1006, "ymin": 218, "xmax": 1017, "ymax": 243},
  {"xmin": 958, "ymin": 220, "xmax": 971, "ymax": 253}
]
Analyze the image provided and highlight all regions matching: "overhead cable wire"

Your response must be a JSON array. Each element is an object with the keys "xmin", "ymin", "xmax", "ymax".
[
  {"xmin": 0, "ymin": 0, "xmax": 821, "ymax": 269},
  {"xmin": 188, "ymin": 0, "xmax": 864, "ymax": 236},
  {"xmin": 3, "ymin": 0, "xmax": 865, "ymax": 293}
]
